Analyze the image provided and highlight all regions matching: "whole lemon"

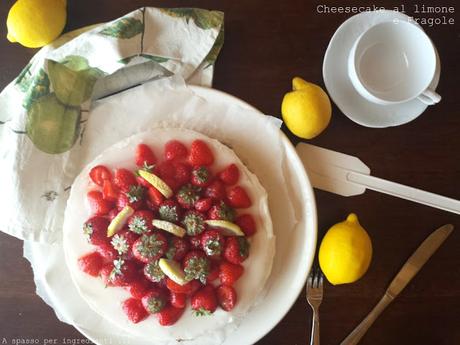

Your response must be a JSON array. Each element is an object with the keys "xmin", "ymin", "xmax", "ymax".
[
  {"xmin": 281, "ymin": 77, "xmax": 332, "ymax": 139},
  {"xmin": 7, "ymin": 0, "xmax": 67, "ymax": 48},
  {"xmin": 319, "ymin": 213, "xmax": 372, "ymax": 285}
]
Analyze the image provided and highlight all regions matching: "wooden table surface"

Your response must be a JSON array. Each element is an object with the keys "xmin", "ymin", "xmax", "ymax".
[{"xmin": 1, "ymin": 1, "xmax": 459, "ymax": 344}]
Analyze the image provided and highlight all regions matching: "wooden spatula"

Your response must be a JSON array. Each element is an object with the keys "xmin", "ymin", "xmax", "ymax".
[{"xmin": 296, "ymin": 143, "xmax": 460, "ymax": 215}]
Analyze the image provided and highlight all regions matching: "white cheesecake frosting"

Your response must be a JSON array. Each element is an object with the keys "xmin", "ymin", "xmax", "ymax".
[{"xmin": 63, "ymin": 128, "xmax": 275, "ymax": 344}]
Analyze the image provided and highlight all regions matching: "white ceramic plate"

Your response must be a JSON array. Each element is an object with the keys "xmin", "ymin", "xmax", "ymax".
[{"xmin": 323, "ymin": 10, "xmax": 441, "ymax": 128}]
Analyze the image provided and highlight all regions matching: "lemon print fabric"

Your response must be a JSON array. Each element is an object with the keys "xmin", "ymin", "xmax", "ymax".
[
  {"xmin": 282, "ymin": 77, "xmax": 332, "ymax": 139},
  {"xmin": 319, "ymin": 213, "xmax": 372, "ymax": 285},
  {"xmin": 7, "ymin": 0, "xmax": 67, "ymax": 48}
]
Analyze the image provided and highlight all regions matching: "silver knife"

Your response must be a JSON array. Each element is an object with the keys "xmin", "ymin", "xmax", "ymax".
[{"xmin": 340, "ymin": 224, "xmax": 454, "ymax": 345}]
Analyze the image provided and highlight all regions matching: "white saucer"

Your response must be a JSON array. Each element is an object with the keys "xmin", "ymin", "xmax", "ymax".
[{"xmin": 323, "ymin": 10, "xmax": 441, "ymax": 128}]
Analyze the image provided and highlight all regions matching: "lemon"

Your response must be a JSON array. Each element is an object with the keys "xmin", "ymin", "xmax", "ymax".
[
  {"xmin": 107, "ymin": 206, "xmax": 134, "ymax": 237},
  {"xmin": 319, "ymin": 213, "xmax": 372, "ymax": 285},
  {"xmin": 7, "ymin": 0, "xmax": 67, "ymax": 48},
  {"xmin": 152, "ymin": 220, "xmax": 186, "ymax": 238},
  {"xmin": 281, "ymin": 77, "xmax": 332, "ymax": 139},
  {"xmin": 138, "ymin": 170, "xmax": 173, "ymax": 198},
  {"xmin": 204, "ymin": 220, "xmax": 244, "ymax": 236},
  {"xmin": 158, "ymin": 258, "xmax": 188, "ymax": 285}
]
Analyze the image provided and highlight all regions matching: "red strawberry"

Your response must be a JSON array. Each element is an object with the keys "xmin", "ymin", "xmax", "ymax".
[
  {"xmin": 110, "ymin": 230, "xmax": 139, "ymax": 258},
  {"xmin": 216, "ymin": 285, "xmax": 237, "ymax": 311},
  {"xmin": 135, "ymin": 144, "xmax": 156, "ymax": 167},
  {"xmin": 155, "ymin": 161, "xmax": 175, "ymax": 180},
  {"xmin": 107, "ymin": 208, "xmax": 119, "ymax": 221},
  {"xmin": 170, "ymin": 292, "xmax": 186, "ymax": 309},
  {"xmin": 226, "ymin": 186, "xmax": 252, "ymax": 208},
  {"xmin": 206, "ymin": 260, "xmax": 220, "ymax": 283},
  {"xmin": 165, "ymin": 278, "xmax": 201, "ymax": 295},
  {"xmin": 191, "ymin": 285, "xmax": 218, "ymax": 315},
  {"xmin": 141, "ymin": 287, "xmax": 167, "ymax": 314},
  {"xmin": 235, "ymin": 214, "xmax": 257, "ymax": 237},
  {"xmin": 122, "ymin": 298, "xmax": 148, "ymax": 324},
  {"xmin": 146, "ymin": 186, "xmax": 164, "ymax": 208},
  {"xmin": 183, "ymin": 250, "xmax": 210, "ymax": 284},
  {"xmin": 83, "ymin": 216, "xmax": 109, "ymax": 245},
  {"xmin": 182, "ymin": 210, "xmax": 206, "ymax": 236},
  {"xmin": 201, "ymin": 230, "xmax": 225, "ymax": 257},
  {"xmin": 173, "ymin": 162, "xmax": 191, "ymax": 186},
  {"xmin": 100, "ymin": 263, "xmax": 115, "ymax": 287},
  {"xmin": 224, "ymin": 237, "xmax": 250, "ymax": 264},
  {"xmin": 132, "ymin": 233, "xmax": 168, "ymax": 263},
  {"xmin": 156, "ymin": 305, "xmax": 185, "ymax": 326},
  {"xmin": 218, "ymin": 164, "xmax": 240, "ymax": 185},
  {"xmin": 113, "ymin": 168, "xmax": 137, "ymax": 192},
  {"xmin": 191, "ymin": 166, "xmax": 212, "ymax": 187},
  {"xmin": 96, "ymin": 242, "xmax": 118, "ymax": 262},
  {"xmin": 188, "ymin": 234, "xmax": 203, "ymax": 250},
  {"xmin": 116, "ymin": 186, "xmax": 145, "ymax": 210},
  {"xmin": 108, "ymin": 258, "xmax": 139, "ymax": 287},
  {"xmin": 78, "ymin": 252, "xmax": 104, "ymax": 277},
  {"xmin": 89, "ymin": 165, "xmax": 112, "ymax": 187},
  {"xmin": 128, "ymin": 210, "xmax": 154, "ymax": 235},
  {"xmin": 158, "ymin": 200, "xmax": 182, "ymax": 223},
  {"xmin": 219, "ymin": 261, "xmax": 244, "ymax": 286},
  {"xmin": 143, "ymin": 260, "xmax": 166, "ymax": 283},
  {"xmin": 207, "ymin": 201, "xmax": 235, "ymax": 221},
  {"xmin": 189, "ymin": 140, "xmax": 214, "ymax": 166},
  {"xmin": 125, "ymin": 278, "xmax": 150, "ymax": 299},
  {"xmin": 87, "ymin": 191, "xmax": 114, "ymax": 216},
  {"xmin": 164, "ymin": 140, "xmax": 188, "ymax": 161},
  {"xmin": 195, "ymin": 198, "xmax": 212, "ymax": 213},
  {"xmin": 102, "ymin": 180, "xmax": 119, "ymax": 202},
  {"xmin": 204, "ymin": 180, "xmax": 226, "ymax": 201},
  {"xmin": 165, "ymin": 237, "xmax": 190, "ymax": 261},
  {"xmin": 176, "ymin": 184, "xmax": 201, "ymax": 209}
]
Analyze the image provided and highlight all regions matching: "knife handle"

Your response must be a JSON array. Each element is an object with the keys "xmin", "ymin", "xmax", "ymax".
[{"xmin": 340, "ymin": 293, "xmax": 393, "ymax": 345}]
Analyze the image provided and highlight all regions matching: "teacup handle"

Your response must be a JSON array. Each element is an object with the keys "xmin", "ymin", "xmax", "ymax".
[{"xmin": 418, "ymin": 89, "xmax": 441, "ymax": 105}]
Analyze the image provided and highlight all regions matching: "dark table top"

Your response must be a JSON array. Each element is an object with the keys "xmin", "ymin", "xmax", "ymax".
[{"xmin": 1, "ymin": 0, "xmax": 459, "ymax": 344}]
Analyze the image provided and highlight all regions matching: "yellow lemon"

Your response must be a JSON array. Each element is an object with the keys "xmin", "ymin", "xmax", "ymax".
[
  {"xmin": 7, "ymin": 0, "xmax": 67, "ymax": 48},
  {"xmin": 319, "ymin": 213, "xmax": 372, "ymax": 285},
  {"xmin": 281, "ymin": 77, "xmax": 332, "ymax": 139}
]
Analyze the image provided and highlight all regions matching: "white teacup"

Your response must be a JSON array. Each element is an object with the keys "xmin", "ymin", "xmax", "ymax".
[{"xmin": 348, "ymin": 21, "xmax": 440, "ymax": 106}]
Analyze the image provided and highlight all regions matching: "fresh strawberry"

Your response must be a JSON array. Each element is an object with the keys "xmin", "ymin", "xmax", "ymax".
[
  {"xmin": 100, "ymin": 263, "xmax": 115, "ymax": 287},
  {"xmin": 125, "ymin": 278, "xmax": 150, "ymax": 299},
  {"xmin": 191, "ymin": 166, "xmax": 212, "ymax": 187},
  {"xmin": 113, "ymin": 168, "xmax": 137, "ymax": 192},
  {"xmin": 189, "ymin": 140, "xmax": 214, "ymax": 166},
  {"xmin": 182, "ymin": 210, "xmax": 206, "ymax": 236},
  {"xmin": 204, "ymin": 180, "xmax": 226, "ymax": 201},
  {"xmin": 135, "ymin": 144, "xmax": 156, "ymax": 167},
  {"xmin": 223, "ymin": 237, "xmax": 250, "ymax": 264},
  {"xmin": 143, "ymin": 260, "xmax": 166, "ymax": 283},
  {"xmin": 110, "ymin": 230, "xmax": 139, "ymax": 257},
  {"xmin": 156, "ymin": 305, "xmax": 185, "ymax": 326},
  {"xmin": 235, "ymin": 215, "xmax": 256, "ymax": 237},
  {"xmin": 142, "ymin": 287, "xmax": 167, "ymax": 314},
  {"xmin": 87, "ymin": 191, "xmax": 114, "ymax": 216},
  {"xmin": 89, "ymin": 165, "xmax": 112, "ymax": 187},
  {"xmin": 155, "ymin": 161, "xmax": 175, "ymax": 180},
  {"xmin": 226, "ymin": 186, "xmax": 252, "ymax": 208},
  {"xmin": 165, "ymin": 237, "xmax": 189, "ymax": 261},
  {"xmin": 176, "ymin": 184, "xmax": 201, "ymax": 209},
  {"xmin": 201, "ymin": 230, "xmax": 225, "ymax": 257},
  {"xmin": 78, "ymin": 252, "xmax": 104, "ymax": 277},
  {"xmin": 164, "ymin": 140, "xmax": 188, "ymax": 161},
  {"xmin": 191, "ymin": 285, "xmax": 218, "ymax": 315},
  {"xmin": 116, "ymin": 186, "xmax": 145, "ymax": 210},
  {"xmin": 170, "ymin": 292, "xmax": 186, "ymax": 309},
  {"xmin": 188, "ymin": 234, "xmax": 203, "ymax": 250},
  {"xmin": 122, "ymin": 298, "xmax": 148, "ymax": 324},
  {"xmin": 96, "ymin": 242, "xmax": 118, "ymax": 262},
  {"xmin": 207, "ymin": 201, "xmax": 236, "ymax": 221},
  {"xmin": 83, "ymin": 216, "xmax": 109, "ymax": 245},
  {"xmin": 219, "ymin": 261, "xmax": 244, "ymax": 286},
  {"xmin": 107, "ymin": 208, "xmax": 119, "ymax": 221},
  {"xmin": 218, "ymin": 164, "xmax": 240, "ymax": 185},
  {"xmin": 102, "ymin": 180, "xmax": 119, "ymax": 202},
  {"xmin": 195, "ymin": 198, "xmax": 212, "ymax": 213},
  {"xmin": 128, "ymin": 210, "xmax": 154, "ymax": 234},
  {"xmin": 165, "ymin": 278, "xmax": 201, "ymax": 295},
  {"xmin": 206, "ymin": 260, "xmax": 220, "ymax": 283},
  {"xmin": 183, "ymin": 250, "xmax": 210, "ymax": 284},
  {"xmin": 216, "ymin": 285, "xmax": 237, "ymax": 311},
  {"xmin": 132, "ymin": 233, "xmax": 168, "ymax": 263},
  {"xmin": 158, "ymin": 200, "xmax": 182, "ymax": 223},
  {"xmin": 162, "ymin": 176, "xmax": 180, "ymax": 192},
  {"xmin": 146, "ymin": 186, "xmax": 164, "ymax": 208},
  {"xmin": 173, "ymin": 162, "xmax": 191, "ymax": 186},
  {"xmin": 108, "ymin": 258, "xmax": 139, "ymax": 287}
]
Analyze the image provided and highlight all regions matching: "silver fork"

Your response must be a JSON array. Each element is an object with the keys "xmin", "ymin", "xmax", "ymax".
[{"xmin": 306, "ymin": 268, "xmax": 324, "ymax": 345}]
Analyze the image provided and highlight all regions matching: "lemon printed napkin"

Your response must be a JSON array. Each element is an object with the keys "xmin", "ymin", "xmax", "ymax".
[{"xmin": 0, "ymin": 7, "xmax": 224, "ymax": 243}]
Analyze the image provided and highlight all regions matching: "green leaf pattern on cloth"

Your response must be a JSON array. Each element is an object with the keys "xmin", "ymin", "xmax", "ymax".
[
  {"xmin": 118, "ymin": 54, "xmax": 170, "ymax": 65},
  {"xmin": 15, "ymin": 63, "xmax": 33, "ymax": 92},
  {"xmin": 22, "ymin": 68, "xmax": 50, "ymax": 111},
  {"xmin": 159, "ymin": 8, "xmax": 223, "ymax": 30},
  {"xmin": 204, "ymin": 26, "xmax": 224, "ymax": 68},
  {"xmin": 99, "ymin": 17, "xmax": 144, "ymax": 39}
]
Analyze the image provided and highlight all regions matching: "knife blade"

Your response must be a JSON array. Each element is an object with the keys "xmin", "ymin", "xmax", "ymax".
[{"xmin": 341, "ymin": 224, "xmax": 454, "ymax": 345}]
